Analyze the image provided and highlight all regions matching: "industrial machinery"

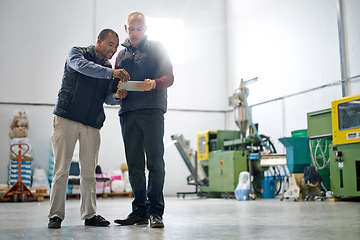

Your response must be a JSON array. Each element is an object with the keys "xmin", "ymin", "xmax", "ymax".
[
  {"xmin": 197, "ymin": 130, "xmax": 249, "ymax": 198},
  {"xmin": 172, "ymin": 82, "xmax": 360, "ymax": 200},
  {"xmin": 329, "ymin": 93, "xmax": 360, "ymax": 197},
  {"xmin": 199, "ymin": 79, "xmax": 286, "ymax": 198},
  {"xmin": 307, "ymin": 108, "xmax": 332, "ymax": 191},
  {"xmin": 172, "ymin": 78, "xmax": 286, "ymax": 199},
  {"xmin": 171, "ymin": 134, "xmax": 208, "ymax": 198},
  {"xmin": 206, "ymin": 79, "xmax": 287, "ymax": 198}
]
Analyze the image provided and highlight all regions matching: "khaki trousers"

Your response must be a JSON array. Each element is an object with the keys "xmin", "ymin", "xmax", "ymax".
[{"xmin": 48, "ymin": 116, "xmax": 100, "ymax": 220}]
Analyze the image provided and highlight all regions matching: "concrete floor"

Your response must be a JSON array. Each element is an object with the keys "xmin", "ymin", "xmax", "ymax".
[{"xmin": 0, "ymin": 196, "xmax": 359, "ymax": 240}]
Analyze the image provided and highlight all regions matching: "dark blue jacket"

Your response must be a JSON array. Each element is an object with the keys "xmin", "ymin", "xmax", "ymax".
[
  {"xmin": 53, "ymin": 46, "xmax": 113, "ymax": 129},
  {"xmin": 115, "ymin": 37, "xmax": 172, "ymax": 115}
]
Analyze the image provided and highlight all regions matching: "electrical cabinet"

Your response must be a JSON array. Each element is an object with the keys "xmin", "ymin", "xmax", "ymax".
[
  {"xmin": 329, "ymin": 142, "xmax": 360, "ymax": 197},
  {"xmin": 208, "ymin": 150, "xmax": 248, "ymax": 193}
]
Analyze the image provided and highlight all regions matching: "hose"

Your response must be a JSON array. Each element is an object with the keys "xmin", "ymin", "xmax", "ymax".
[{"xmin": 309, "ymin": 138, "xmax": 331, "ymax": 192}]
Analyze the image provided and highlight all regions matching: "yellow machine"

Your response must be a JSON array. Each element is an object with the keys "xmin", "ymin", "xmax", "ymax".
[
  {"xmin": 197, "ymin": 131, "xmax": 217, "ymax": 161},
  {"xmin": 331, "ymin": 93, "xmax": 360, "ymax": 145},
  {"xmin": 197, "ymin": 131, "xmax": 241, "ymax": 161},
  {"xmin": 330, "ymin": 93, "xmax": 360, "ymax": 197}
]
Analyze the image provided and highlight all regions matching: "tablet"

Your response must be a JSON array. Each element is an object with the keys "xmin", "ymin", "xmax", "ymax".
[{"xmin": 119, "ymin": 81, "xmax": 144, "ymax": 91}]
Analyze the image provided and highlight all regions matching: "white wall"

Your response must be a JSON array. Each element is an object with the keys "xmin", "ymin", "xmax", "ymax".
[
  {"xmin": 226, "ymin": 0, "xmax": 360, "ymax": 154},
  {"xmin": 343, "ymin": 0, "xmax": 360, "ymax": 96},
  {"xmin": 0, "ymin": 0, "xmax": 95, "ymax": 104},
  {"xmin": 0, "ymin": 0, "xmax": 227, "ymax": 196}
]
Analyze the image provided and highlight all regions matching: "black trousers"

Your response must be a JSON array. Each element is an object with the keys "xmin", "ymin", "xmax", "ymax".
[{"xmin": 120, "ymin": 108, "xmax": 165, "ymax": 218}]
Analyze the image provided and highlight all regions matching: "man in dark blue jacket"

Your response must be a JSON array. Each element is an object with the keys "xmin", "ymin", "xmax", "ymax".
[
  {"xmin": 113, "ymin": 12, "xmax": 174, "ymax": 228},
  {"xmin": 48, "ymin": 29, "xmax": 129, "ymax": 228}
]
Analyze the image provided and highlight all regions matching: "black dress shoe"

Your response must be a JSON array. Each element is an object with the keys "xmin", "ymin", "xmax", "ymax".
[
  {"xmin": 85, "ymin": 215, "xmax": 110, "ymax": 226},
  {"xmin": 114, "ymin": 213, "xmax": 149, "ymax": 225},
  {"xmin": 48, "ymin": 216, "xmax": 62, "ymax": 228},
  {"xmin": 149, "ymin": 213, "xmax": 164, "ymax": 228}
]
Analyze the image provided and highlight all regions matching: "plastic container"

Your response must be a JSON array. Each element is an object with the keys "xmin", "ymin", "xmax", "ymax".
[
  {"xmin": 279, "ymin": 129, "xmax": 310, "ymax": 173},
  {"xmin": 261, "ymin": 179, "xmax": 275, "ymax": 198},
  {"xmin": 291, "ymin": 129, "xmax": 308, "ymax": 138},
  {"xmin": 235, "ymin": 189, "xmax": 250, "ymax": 200},
  {"xmin": 234, "ymin": 171, "xmax": 250, "ymax": 201}
]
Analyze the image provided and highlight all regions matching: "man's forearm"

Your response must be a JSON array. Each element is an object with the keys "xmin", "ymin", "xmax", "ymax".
[
  {"xmin": 154, "ymin": 69, "xmax": 174, "ymax": 90},
  {"xmin": 67, "ymin": 46, "xmax": 113, "ymax": 79}
]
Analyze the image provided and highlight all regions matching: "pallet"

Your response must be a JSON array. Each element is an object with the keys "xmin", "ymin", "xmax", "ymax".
[
  {"xmin": 1, "ymin": 188, "xmax": 133, "ymax": 201},
  {"xmin": 0, "ymin": 187, "xmax": 48, "ymax": 202},
  {"xmin": 31, "ymin": 188, "xmax": 49, "ymax": 202}
]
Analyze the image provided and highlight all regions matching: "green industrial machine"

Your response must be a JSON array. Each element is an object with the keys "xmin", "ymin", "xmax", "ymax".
[
  {"xmin": 173, "ymin": 79, "xmax": 286, "ymax": 199},
  {"xmin": 198, "ymin": 130, "xmax": 270, "ymax": 198},
  {"xmin": 307, "ymin": 108, "xmax": 332, "ymax": 190},
  {"xmin": 328, "ymin": 94, "xmax": 360, "ymax": 197},
  {"xmin": 197, "ymin": 130, "xmax": 241, "ymax": 161},
  {"xmin": 196, "ymin": 130, "xmax": 244, "ymax": 196},
  {"xmin": 306, "ymin": 94, "xmax": 360, "ymax": 197},
  {"xmin": 195, "ymin": 79, "xmax": 280, "ymax": 198},
  {"xmin": 208, "ymin": 150, "xmax": 248, "ymax": 197},
  {"xmin": 329, "ymin": 142, "xmax": 360, "ymax": 197}
]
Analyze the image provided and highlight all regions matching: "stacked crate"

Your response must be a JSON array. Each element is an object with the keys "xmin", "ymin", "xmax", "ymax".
[{"xmin": 8, "ymin": 160, "xmax": 32, "ymax": 187}]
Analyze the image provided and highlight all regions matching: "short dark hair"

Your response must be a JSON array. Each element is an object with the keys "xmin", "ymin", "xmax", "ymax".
[{"xmin": 97, "ymin": 29, "xmax": 118, "ymax": 41}]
